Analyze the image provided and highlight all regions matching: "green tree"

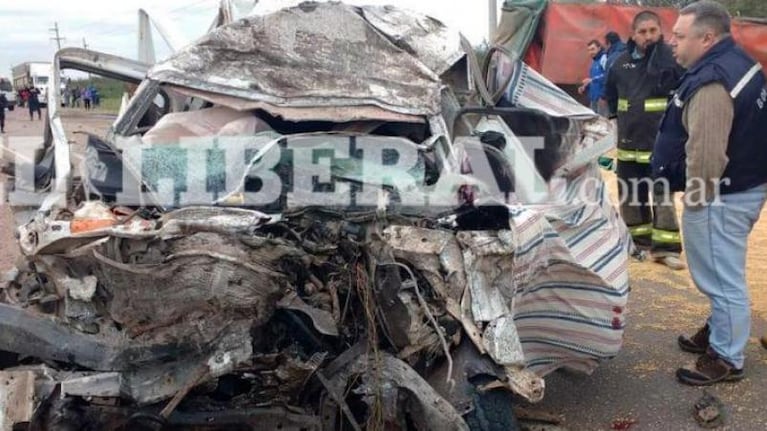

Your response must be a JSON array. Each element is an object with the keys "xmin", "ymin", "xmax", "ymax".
[
  {"xmin": 475, "ymin": 40, "xmax": 490, "ymax": 66},
  {"xmin": 720, "ymin": 0, "xmax": 767, "ymax": 17}
]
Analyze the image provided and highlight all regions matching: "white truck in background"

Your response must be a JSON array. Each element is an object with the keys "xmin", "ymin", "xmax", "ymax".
[{"xmin": 11, "ymin": 62, "xmax": 53, "ymax": 107}]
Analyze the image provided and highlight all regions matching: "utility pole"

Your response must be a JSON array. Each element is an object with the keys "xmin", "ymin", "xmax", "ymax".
[
  {"xmin": 49, "ymin": 22, "xmax": 65, "ymax": 50},
  {"xmin": 488, "ymin": 0, "xmax": 498, "ymax": 42},
  {"xmin": 83, "ymin": 38, "xmax": 91, "ymax": 79}
]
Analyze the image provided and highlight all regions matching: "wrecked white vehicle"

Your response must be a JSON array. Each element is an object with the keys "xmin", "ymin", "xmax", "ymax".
[{"xmin": 0, "ymin": 3, "xmax": 630, "ymax": 430}]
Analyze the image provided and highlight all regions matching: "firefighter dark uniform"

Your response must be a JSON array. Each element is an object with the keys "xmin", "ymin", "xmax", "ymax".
[{"xmin": 605, "ymin": 38, "xmax": 684, "ymax": 255}]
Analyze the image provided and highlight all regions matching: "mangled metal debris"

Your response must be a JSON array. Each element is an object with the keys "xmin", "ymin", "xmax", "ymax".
[
  {"xmin": 0, "ymin": 1, "xmax": 631, "ymax": 430},
  {"xmin": 693, "ymin": 391, "xmax": 726, "ymax": 429},
  {"xmin": 0, "ymin": 371, "xmax": 36, "ymax": 431}
]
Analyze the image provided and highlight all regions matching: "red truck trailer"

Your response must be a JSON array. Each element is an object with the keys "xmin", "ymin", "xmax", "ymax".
[{"xmin": 495, "ymin": 1, "xmax": 767, "ymax": 86}]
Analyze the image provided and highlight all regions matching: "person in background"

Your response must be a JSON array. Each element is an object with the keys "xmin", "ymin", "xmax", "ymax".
[
  {"xmin": 82, "ymin": 87, "xmax": 91, "ymax": 110},
  {"xmin": 27, "ymin": 87, "xmax": 41, "ymax": 121},
  {"xmin": 578, "ymin": 39, "xmax": 608, "ymax": 115},
  {"xmin": 596, "ymin": 31, "xmax": 629, "ymax": 114},
  {"xmin": 71, "ymin": 87, "xmax": 81, "ymax": 108},
  {"xmin": 604, "ymin": 10, "xmax": 686, "ymax": 270},
  {"xmin": 92, "ymin": 86, "xmax": 100, "ymax": 107},
  {"xmin": 652, "ymin": 0, "xmax": 767, "ymax": 386},
  {"xmin": 605, "ymin": 31, "xmax": 628, "ymax": 72},
  {"xmin": 0, "ymin": 93, "xmax": 7, "ymax": 133},
  {"xmin": 19, "ymin": 88, "xmax": 28, "ymax": 109}
]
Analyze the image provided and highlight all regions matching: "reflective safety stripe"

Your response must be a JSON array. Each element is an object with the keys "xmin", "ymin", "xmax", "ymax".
[
  {"xmin": 731, "ymin": 63, "xmax": 762, "ymax": 98},
  {"xmin": 617, "ymin": 99, "xmax": 629, "ymax": 112},
  {"xmin": 617, "ymin": 149, "xmax": 652, "ymax": 164},
  {"xmin": 629, "ymin": 224, "xmax": 653, "ymax": 237},
  {"xmin": 652, "ymin": 229, "xmax": 682, "ymax": 244},
  {"xmin": 617, "ymin": 98, "xmax": 667, "ymax": 112},
  {"xmin": 644, "ymin": 98, "xmax": 668, "ymax": 112}
]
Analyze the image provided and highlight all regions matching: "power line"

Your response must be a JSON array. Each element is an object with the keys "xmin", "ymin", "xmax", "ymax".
[
  {"xmin": 49, "ymin": 21, "xmax": 66, "ymax": 50},
  {"xmin": 166, "ymin": 0, "xmax": 216, "ymax": 16},
  {"xmin": 44, "ymin": 0, "xmax": 221, "ymax": 56},
  {"xmin": 71, "ymin": 2, "xmax": 218, "ymax": 42}
]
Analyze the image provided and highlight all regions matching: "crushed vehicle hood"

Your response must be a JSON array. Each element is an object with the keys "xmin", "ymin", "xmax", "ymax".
[{"xmin": 148, "ymin": 2, "xmax": 464, "ymax": 117}]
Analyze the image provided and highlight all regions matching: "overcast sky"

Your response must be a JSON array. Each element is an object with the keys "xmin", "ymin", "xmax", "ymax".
[{"xmin": 0, "ymin": 0, "xmax": 493, "ymax": 81}]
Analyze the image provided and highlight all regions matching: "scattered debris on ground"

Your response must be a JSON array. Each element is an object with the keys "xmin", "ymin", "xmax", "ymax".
[
  {"xmin": 693, "ymin": 391, "xmax": 726, "ymax": 429},
  {"xmin": 610, "ymin": 417, "xmax": 637, "ymax": 430}
]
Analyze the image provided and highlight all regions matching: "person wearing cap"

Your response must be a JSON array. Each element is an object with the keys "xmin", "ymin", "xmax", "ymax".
[
  {"xmin": 604, "ymin": 31, "xmax": 627, "ymax": 72},
  {"xmin": 598, "ymin": 31, "xmax": 627, "ymax": 115}
]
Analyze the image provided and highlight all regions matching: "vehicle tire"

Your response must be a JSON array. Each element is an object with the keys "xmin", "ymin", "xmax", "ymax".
[{"xmin": 463, "ymin": 377, "xmax": 520, "ymax": 431}]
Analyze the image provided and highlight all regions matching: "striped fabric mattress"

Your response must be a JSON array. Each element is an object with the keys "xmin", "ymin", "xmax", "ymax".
[{"xmin": 497, "ymin": 59, "xmax": 633, "ymax": 375}]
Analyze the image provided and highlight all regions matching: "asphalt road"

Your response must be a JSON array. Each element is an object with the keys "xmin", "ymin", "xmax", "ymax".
[{"xmin": 535, "ymin": 265, "xmax": 767, "ymax": 431}]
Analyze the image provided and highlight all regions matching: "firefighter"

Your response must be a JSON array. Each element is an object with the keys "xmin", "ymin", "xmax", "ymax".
[{"xmin": 605, "ymin": 10, "xmax": 685, "ymax": 270}]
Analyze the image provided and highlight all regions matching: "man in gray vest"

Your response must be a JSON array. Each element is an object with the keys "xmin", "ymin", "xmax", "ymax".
[{"xmin": 653, "ymin": 0, "xmax": 767, "ymax": 386}]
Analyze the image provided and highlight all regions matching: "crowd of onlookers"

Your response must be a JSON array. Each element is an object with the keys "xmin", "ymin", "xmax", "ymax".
[
  {"xmin": 62, "ymin": 85, "xmax": 100, "ymax": 109},
  {"xmin": 1, "ymin": 83, "xmax": 103, "ymax": 130},
  {"xmin": 15, "ymin": 84, "xmax": 101, "ymax": 110}
]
